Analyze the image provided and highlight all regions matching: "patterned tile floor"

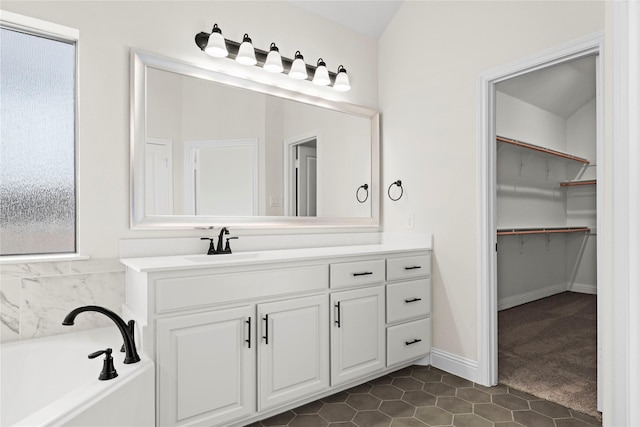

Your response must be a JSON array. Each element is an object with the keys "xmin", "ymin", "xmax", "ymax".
[{"xmin": 246, "ymin": 365, "xmax": 601, "ymax": 427}]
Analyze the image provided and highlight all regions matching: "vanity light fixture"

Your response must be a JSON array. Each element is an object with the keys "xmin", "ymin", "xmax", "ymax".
[
  {"xmin": 194, "ymin": 25, "xmax": 351, "ymax": 91},
  {"xmin": 333, "ymin": 65, "xmax": 351, "ymax": 92},
  {"xmin": 197, "ymin": 24, "xmax": 228, "ymax": 58},
  {"xmin": 236, "ymin": 33, "xmax": 257, "ymax": 65},
  {"xmin": 312, "ymin": 58, "xmax": 331, "ymax": 86},
  {"xmin": 289, "ymin": 51, "xmax": 308, "ymax": 80},
  {"xmin": 263, "ymin": 43, "xmax": 284, "ymax": 73}
]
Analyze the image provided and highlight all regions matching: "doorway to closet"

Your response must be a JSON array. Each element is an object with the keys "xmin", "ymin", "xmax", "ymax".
[
  {"xmin": 476, "ymin": 32, "xmax": 604, "ymax": 421},
  {"xmin": 495, "ymin": 54, "xmax": 599, "ymax": 418}
]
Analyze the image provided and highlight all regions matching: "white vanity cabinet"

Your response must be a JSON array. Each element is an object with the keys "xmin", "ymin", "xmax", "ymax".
[
  {"xmin": 385, "ymin": 254, "xmax": 432, "ymax": 367},
  {"xmin": 121, "ymin": 243, "xmax": 431, "ymax": 427},
  {"xmin": 156, "ymin": 306, "xmax": 255, "ymax": 427},
  {"xmin": 257, "ymin": 294, "xmax": 329, "ymax": 411},
  {"xmin": 330, "ymin": 285, "xmax": 386, "ymax": 385}
]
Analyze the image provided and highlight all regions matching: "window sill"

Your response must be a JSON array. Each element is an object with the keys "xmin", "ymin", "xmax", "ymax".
[{"xmin": 0, "ymin": 254, "xmax": 90, "ymax": 265}]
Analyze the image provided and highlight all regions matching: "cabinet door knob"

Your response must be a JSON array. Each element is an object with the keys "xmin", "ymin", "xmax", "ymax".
[
  {"xmin": 405, "ymin": 298, "xmax": 422, "ymax": 303},
  {"xmin": 334, "ymin": 302, "xmax": 341, "ymax": 328},
  {"xmin": 404, "ymin": 266, "xmax": 422, "ymax": 270},
  {"xmin": 405, "ymin": 338, "xmax": 422, "ymax": 346}
]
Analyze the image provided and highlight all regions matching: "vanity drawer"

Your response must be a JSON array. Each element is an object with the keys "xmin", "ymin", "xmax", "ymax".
[
  {"xmin": 386, "ymin": 254, "xmax": 431, "ymax": 282},
  {"xmin": 387, "ymin": 318, "xmax": 431, "ymax": 367},
  {"xmin": 330, "ymin": 259, "xmax": 385, "ymax": 289},
  {"xmin": 155, "ymin": 264, "xmax": 328, "ymax": 313},
  {"xmin": 386, "ymin": 278, "xmax": 431, "ymax": 324}
]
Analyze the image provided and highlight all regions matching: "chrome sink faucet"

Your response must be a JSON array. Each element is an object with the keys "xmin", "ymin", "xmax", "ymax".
[{"xmin": 62, "ymin": 305, "xmax": 141, "ymax": 364}]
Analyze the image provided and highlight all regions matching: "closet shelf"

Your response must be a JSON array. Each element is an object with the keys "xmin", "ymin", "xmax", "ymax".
[
  {"xmin": 559, "ymin": 180, "xmax": 597, "ymax": 187},
  {"xmin": 497, "ymin": 226, "xmax": 591, "ymax": 236},
  {"xmin": 497, "ymin": 136, "xmax": 590, "ymax": 164}
]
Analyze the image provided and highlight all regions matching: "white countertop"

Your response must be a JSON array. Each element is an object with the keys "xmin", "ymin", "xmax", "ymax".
[{"xmin": 120, "ymin": 242, "xmax": 431, "ymax": 273}]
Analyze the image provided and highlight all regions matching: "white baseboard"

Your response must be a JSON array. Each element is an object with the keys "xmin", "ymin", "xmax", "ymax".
[
  {"xmin": 430, "ymin": 347, "xmax": 480, "ymax": 383},
  {"xmin": 568, "ymin": 282, "xmax": 597, "ymax": 294},
  {"xmin": 412, "ymin": 353, "xmax": 431, "ymax": 366},
  {"xmin": 498, "ymin": 283, "xmax": 567, "ymax": 311}
]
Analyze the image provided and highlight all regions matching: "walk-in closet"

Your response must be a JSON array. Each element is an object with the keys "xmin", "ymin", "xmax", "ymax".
[{"xmin": 495, "ymin": 54, "xmax": 599, "ymax": 418}]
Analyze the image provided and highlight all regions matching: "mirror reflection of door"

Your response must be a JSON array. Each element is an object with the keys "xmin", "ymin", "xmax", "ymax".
[
  {"xmin": 184, "ymin": 139, "xmax": 258, "ymax": 216},
  {"xmin": 145, "ymin": 138, "xmax": 173, "ymax": 215},
  {"xmin": 296, "ymin": 143, "xmax": 317, "ymax": 216}
]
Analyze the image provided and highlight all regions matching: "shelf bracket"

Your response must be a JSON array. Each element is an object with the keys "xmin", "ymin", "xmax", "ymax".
[{"xmin": 545, "ymin": 159, "xmax": 551, "ymax": 181}]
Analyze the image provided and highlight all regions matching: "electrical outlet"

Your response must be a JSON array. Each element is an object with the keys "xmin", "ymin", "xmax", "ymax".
[
  {"xmin": 269, "ymin": 195, "xmax": 283, "ymax": 207},
  {"xmin": 407, "ymin": 213, "xmax": 414, "ymax": 229}
]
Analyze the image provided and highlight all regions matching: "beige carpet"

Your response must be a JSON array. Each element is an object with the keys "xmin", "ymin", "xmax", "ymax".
[{"xmin": 498, "ymin": 291, "xmax": 599, "ymax": 418}]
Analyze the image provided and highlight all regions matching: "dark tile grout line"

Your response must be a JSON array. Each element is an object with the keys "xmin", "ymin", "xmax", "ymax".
[{"xmin": 247, "ymin": 365, "xmax": 602, "ymax": 427}]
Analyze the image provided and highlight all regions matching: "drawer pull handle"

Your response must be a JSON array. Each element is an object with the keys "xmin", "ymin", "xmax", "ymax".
[
  {"xmin": 352, "ymin": 271, "xmax": 373, "ymax": 277},
  {"xmin": 246, "ymin": 317, "xmax": 252, "ymax": 348},
  {"xmin": 405, "ymin": 266, "xmax": 422, "ymax": 270},
  {"xmin": 405, "ymin": 338, "xmax": 422, "ymax": 346},
  {"xmin": 262, "ymin": 314, "xmax": 269, "ymax": 345},
  {"xmin": 335, "ymin": 302, "xmax": 341, "ymax": 328},
  {"xmin": 405, "ymin": 298, "xmax": 422, "ymax": 303}
]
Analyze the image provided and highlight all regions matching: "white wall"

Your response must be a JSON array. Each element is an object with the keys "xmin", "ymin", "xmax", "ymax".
[
  {"xmin": 0, "ymin": 1, "xmax": 378, "ymax": 260},
  {"xmin": 378, "ymin": 0, "xmax": 604, "ymax": 361},
  {"xmin": 565, "ymin": 99, "xmax": 597, "ymax": 291}
]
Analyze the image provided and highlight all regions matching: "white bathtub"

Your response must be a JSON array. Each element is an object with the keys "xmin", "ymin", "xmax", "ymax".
[{"xmin": 1, "ymin": 326, "xmax": 155, "ymax": 426}]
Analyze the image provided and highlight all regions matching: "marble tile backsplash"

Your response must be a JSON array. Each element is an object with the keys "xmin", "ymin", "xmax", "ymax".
[{"xmin": 0, "ymin": 258, "xmax": 125, "ymax": 343}]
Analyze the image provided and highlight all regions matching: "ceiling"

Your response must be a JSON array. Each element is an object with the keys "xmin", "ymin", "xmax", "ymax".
[
  {"xmin": 288, "ymin": 1, "xmax": 403, "ymax": 39},
  {"xmin": 497, "ymin": 55, "xmax": 597, "ymax": 118}
]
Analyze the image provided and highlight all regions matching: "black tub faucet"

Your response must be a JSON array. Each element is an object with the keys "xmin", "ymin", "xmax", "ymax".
[{"xmin": 62, "ymin": 305, "xmax": 141, "ymax": 364}]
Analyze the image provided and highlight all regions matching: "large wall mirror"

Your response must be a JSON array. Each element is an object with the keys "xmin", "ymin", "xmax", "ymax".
[{"xmin": 131, "ymin": 50, "xmax": 379, "ymax": 229}]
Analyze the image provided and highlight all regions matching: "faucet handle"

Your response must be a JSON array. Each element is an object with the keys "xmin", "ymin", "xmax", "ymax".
[
  {"xmin": 201, "ymin": 237, "xmax": 217, "ymax": 255},
  {"xmin": 88, "ymin": 348, "xmax": 119, "ymax": 381},
  {"xmin": 225, "ymin": 236, "xmax": 239, "ymax": 253}
]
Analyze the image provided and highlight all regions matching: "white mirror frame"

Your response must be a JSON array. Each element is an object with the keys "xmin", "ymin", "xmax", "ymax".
[{"xmin": 130, "ymin": 49, "xmax": 379, "ymax": 230}]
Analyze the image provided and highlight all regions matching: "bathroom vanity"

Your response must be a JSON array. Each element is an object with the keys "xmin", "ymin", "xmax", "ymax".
[{"xmin": 121, "ymin": 242, "xmax": 432, "ymax": 427}]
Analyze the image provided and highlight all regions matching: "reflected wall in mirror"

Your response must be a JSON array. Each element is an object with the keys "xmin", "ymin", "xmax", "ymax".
[{"xmin": 131, "ymin": 50, "xmax": 379, "ymax": 229}]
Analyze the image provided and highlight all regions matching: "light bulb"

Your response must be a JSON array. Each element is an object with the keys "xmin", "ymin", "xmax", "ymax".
[
  {"xmin": 264, "ymin": 43, "xmax": 284, "ymax": 73},
  {"xmin": 289, "ymin": 51, "xmax": 308, "ymax": 80},
  {"xmin": 333, "ymin": 65, "xmax": 351, "ymax": 91},
  {"xmin": 204, "ymin": 24, "xmax": 228, "ymax": 58},
  {"xmin": 312, "ymin": 58, "xmax": 331, "ymax": 86},
  {"xmin": 236, "ymin": 33, "xmax": 257, "ymax": 65}
]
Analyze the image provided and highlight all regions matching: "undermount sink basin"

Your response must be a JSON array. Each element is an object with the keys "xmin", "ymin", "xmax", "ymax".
[{"xmin": 184, "ymin": 253, "xmax": 263, "ymax": 263}]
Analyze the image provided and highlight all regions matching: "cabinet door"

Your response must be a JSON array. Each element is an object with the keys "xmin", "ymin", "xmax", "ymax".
[
  {"xmin": 330, "ymin": 286, "xmax": 385, "ymax": 386},
  {"xmin": 258, "ymin": 294, "xmax": 329, "ymax": 411},
  {"xmin": 157, "ymin": 306, "xmax": 255, "ymax": 427}
]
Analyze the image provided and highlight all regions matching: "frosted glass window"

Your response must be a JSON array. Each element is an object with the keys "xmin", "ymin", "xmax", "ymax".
[{"xmin": 0, "ymin": 28, "xmax": 76, "ymax": 256}]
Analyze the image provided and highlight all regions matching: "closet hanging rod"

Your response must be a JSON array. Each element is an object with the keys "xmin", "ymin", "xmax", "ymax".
[
  {"xmin": 559, "ymin": 180, "xmax": 597, "ymax": 187},
  {"xmin": 497, "ymin": 227, "xmax": 591, "ymax": 236},
  {"xmin": 496, "ymin": 136, "xmax": 590, "ymax": 164}
]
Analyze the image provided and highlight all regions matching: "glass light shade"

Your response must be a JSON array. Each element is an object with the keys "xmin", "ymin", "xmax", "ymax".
[
  {"xmin": 289, "ymin": 51, "xmax": 308, "ymax": 80},
  {"xmin": 204, "ymin": 24, "xmax": 228, "ymax": 57},
  {"xmin": 312, "ymin": 58, "xmax": 331, "ymax": 86},
  {"xmin": 333, "ymin": 65, "xmax": 351, "ymax": 92},
  {"xmin": 263, "ymin": 43, "xmax": 283, "ymax": 73},
  {"xmin": 236, "ymin": 34, "xmax": 257, "ymax": 65}
]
